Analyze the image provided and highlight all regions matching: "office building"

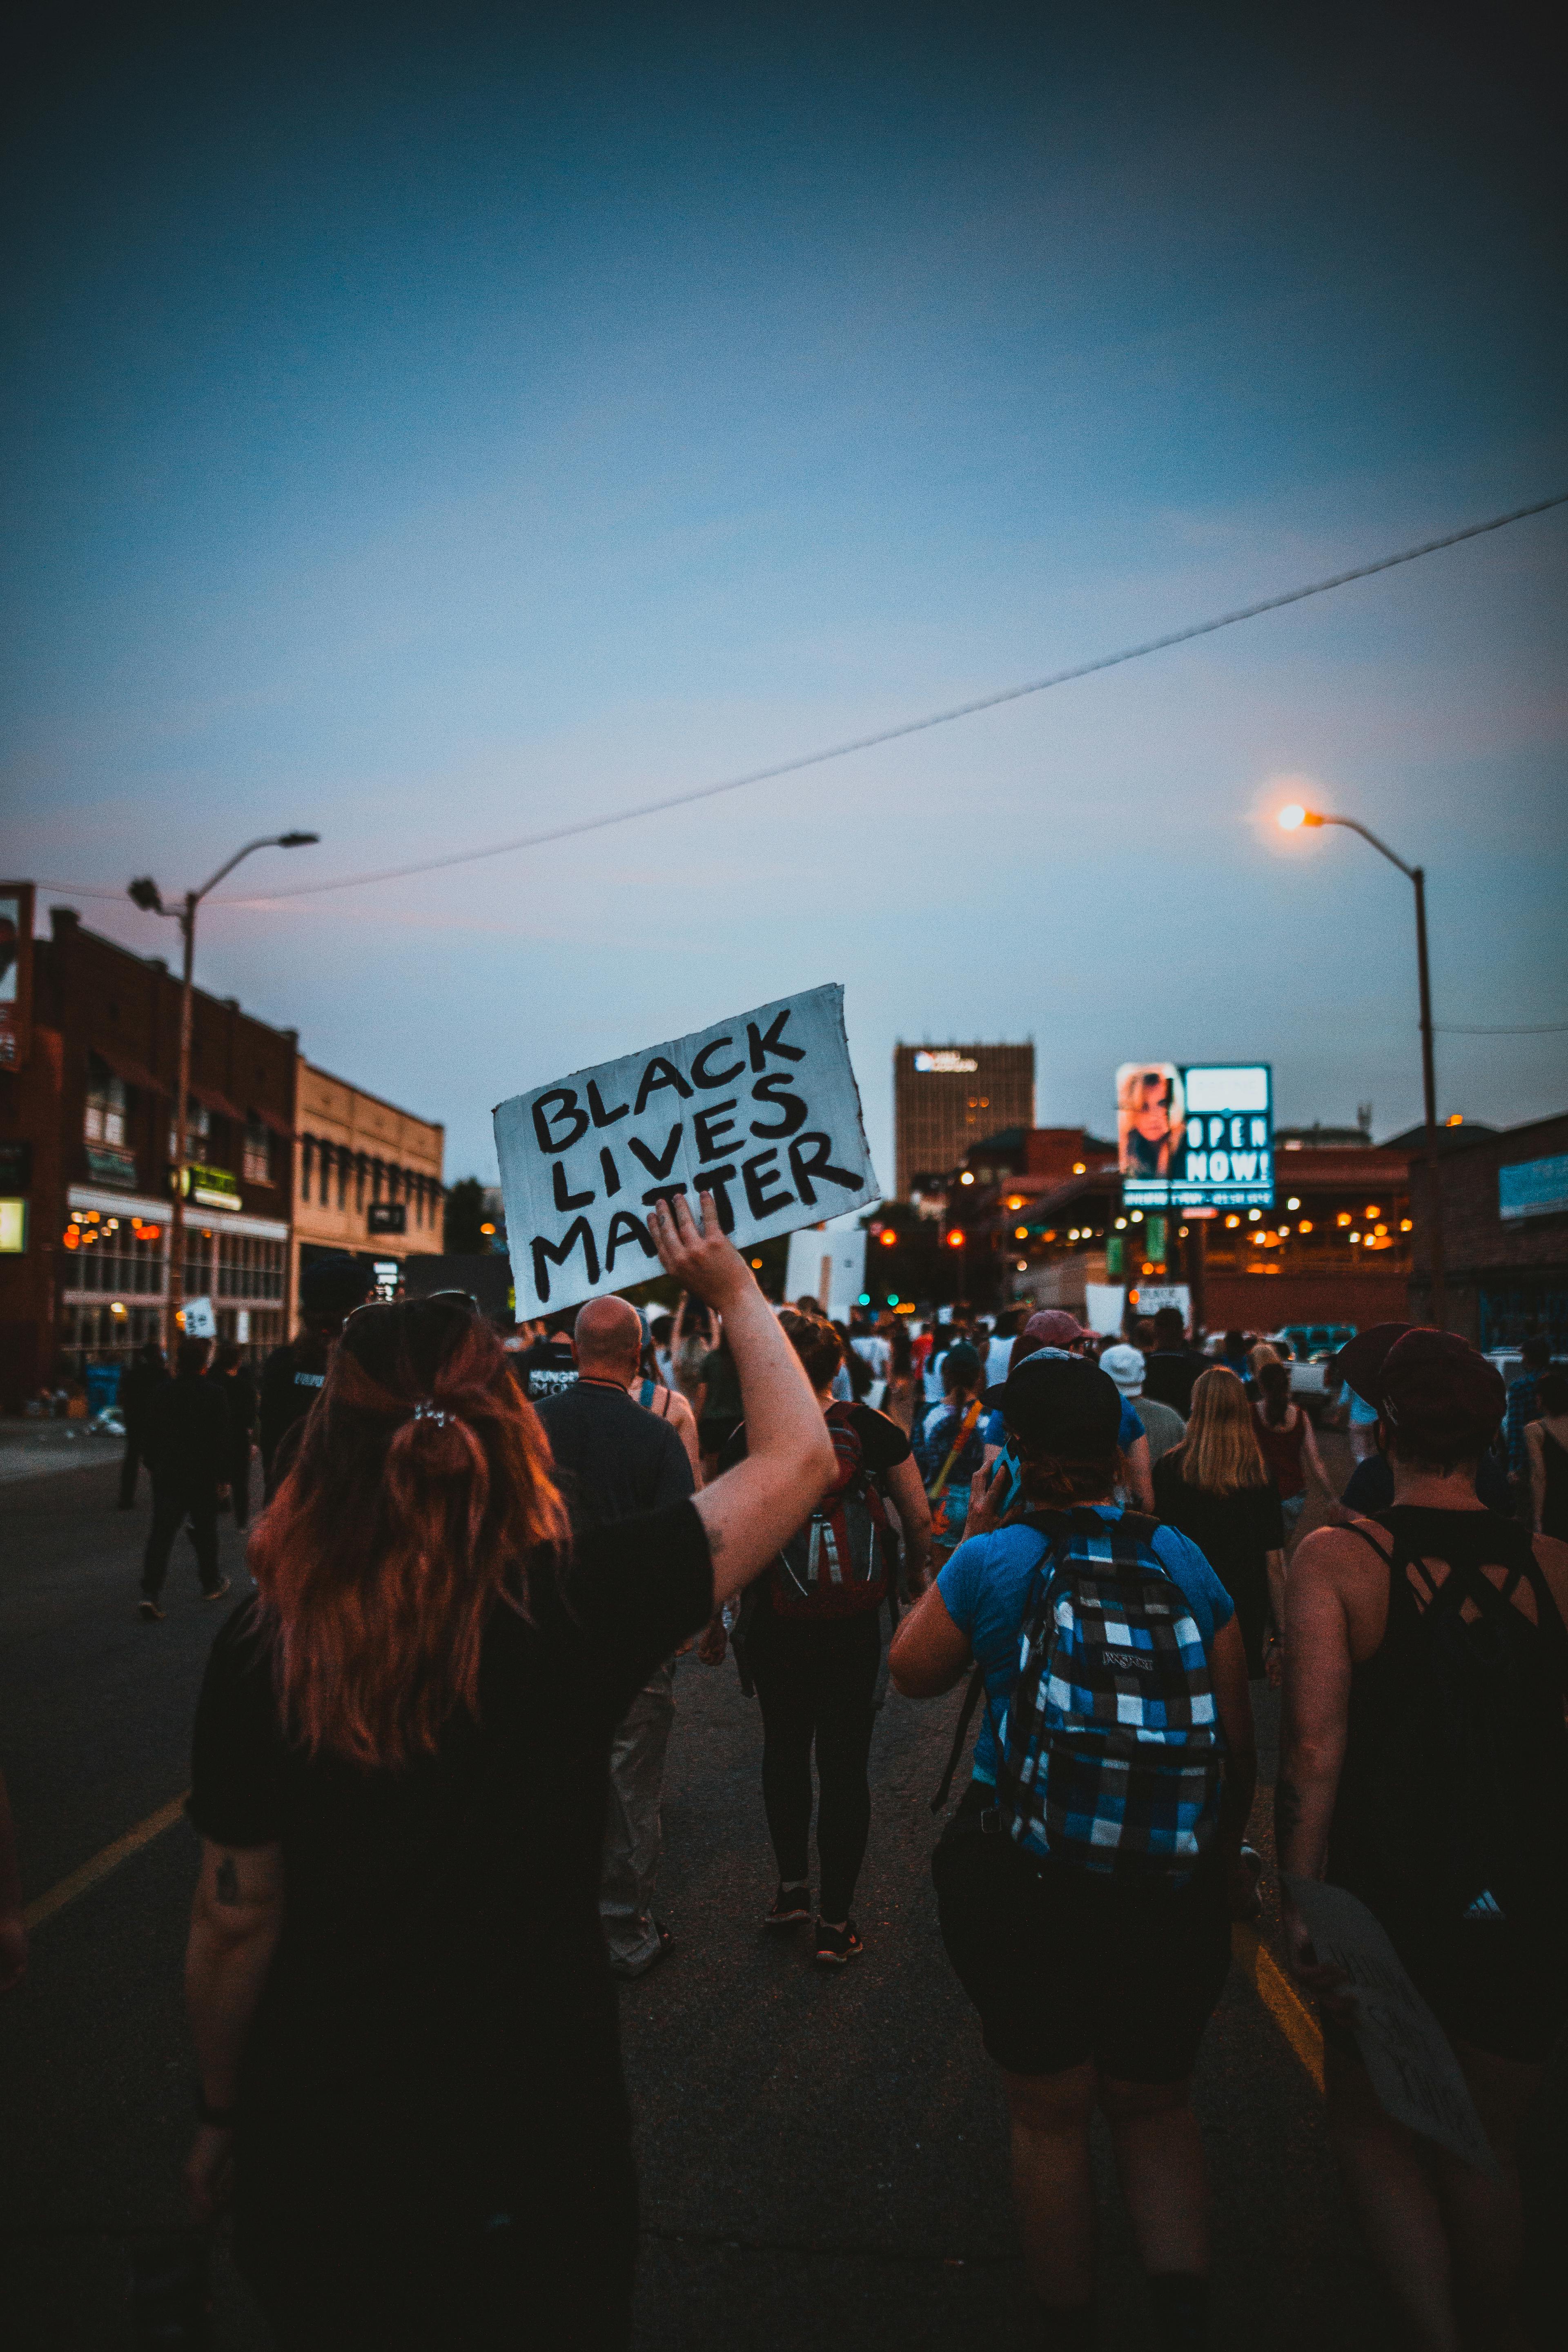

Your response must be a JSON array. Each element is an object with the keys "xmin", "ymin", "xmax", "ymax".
[{"xmin": 892, "ymin": 1041, "xmax": 1034, "ymax": 1202}]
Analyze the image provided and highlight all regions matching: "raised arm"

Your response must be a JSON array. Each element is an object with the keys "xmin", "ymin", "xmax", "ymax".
[{"xmin": 648, "ymin": 1196, "xmax": 835, "ymax": 1607}]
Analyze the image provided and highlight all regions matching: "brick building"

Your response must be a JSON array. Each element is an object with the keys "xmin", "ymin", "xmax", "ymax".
[
  {"xmin": 0, "ymin": 901, "xmax": 297, "ymax": 1406},
  {"xmin": 1409, "ymin": 1111, "xmax": 1568, "ymax": 1349},
  {"xmin": 292, "ymin": 1060, "xmax": 444, "ymax": 1304}
]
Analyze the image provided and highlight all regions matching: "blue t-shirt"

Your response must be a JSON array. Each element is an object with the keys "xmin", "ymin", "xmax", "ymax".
[{"xmin": 936, "ymin": 1506, "xmax": 1235, "ymax": 1787}]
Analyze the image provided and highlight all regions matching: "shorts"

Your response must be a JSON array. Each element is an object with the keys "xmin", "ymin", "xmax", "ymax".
[
  {"xmin": 932, "ymin": 1784, "xmax": 1231, "ymax": 2081},
  {"xmin": 1317, "ymin": 1906, "xmax": 1568, "ymax": 2068}
]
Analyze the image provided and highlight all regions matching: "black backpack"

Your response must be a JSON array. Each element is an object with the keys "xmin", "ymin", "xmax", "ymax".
[{"xmin": 1339, "ymin": 1510, "xmax": 1568, "ymax": 1936}]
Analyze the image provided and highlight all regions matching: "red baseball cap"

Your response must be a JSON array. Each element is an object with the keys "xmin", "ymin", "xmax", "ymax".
[
  {"xmin": 1023, "ymin": 1310, "xmax": 1089, "ymax": 1348},
  {"xmin": 1337, "ymin": 1325, "xmax": 1504, "ymax": 1456}
]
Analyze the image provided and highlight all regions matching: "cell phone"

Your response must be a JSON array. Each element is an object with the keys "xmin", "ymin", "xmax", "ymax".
[{"xmin": 128, "ymin": 2236, "xmax": 212, "ymax": 2349}]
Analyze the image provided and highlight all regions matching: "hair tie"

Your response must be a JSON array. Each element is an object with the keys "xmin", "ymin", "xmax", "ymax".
[{"xmin": 412, "ymin": 1400, "xmax": 457, "ymax": 1428}]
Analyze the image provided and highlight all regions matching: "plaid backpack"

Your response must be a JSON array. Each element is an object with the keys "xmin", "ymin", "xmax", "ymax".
[
  {"xmin": 771, "ymin": 1403, "xmax": 890, "ymax": 1621},
  {"xmin": 993, "ymin": 1508, "xmax": 1223, "ymax": 1887}
]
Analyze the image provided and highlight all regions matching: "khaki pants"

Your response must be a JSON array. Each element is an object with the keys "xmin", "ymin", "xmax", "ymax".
[{"xmin": 600, "ymin": 1662, "xmax": 676, "ymax": 1977}]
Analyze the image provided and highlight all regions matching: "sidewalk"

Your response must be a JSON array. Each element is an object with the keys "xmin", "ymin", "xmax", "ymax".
[{"xmin": 0, "ymin": 1422, "xmax": 125, "ymax": 1487}]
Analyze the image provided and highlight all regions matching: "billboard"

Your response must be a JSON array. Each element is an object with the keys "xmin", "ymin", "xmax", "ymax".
[
  {"xmin": 0, "ymin": 884, "xmax": 34, "ymax": 1072},
  {"xmin": 1117, "ymin": 1062, "xmax": 1273, "ymax": 1210}
]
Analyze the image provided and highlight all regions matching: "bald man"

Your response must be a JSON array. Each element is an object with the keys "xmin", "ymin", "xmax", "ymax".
[{"xmin": 535, "ymin": 1294, "xmax": 697, "ymax": 1979}]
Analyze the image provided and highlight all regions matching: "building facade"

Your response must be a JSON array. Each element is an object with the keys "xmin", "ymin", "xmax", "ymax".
[
  {"xmin": 893, "ymin": 1042, "xmax": 1034, "ymax": 1203},
  {"xmin": 1408, "ymin": 1112, "xmax": 1568, "ymax": 1350},
  {"xmin": 0, "ymin": 901, "xmax": 297, "ymax": 1406},
  {"xmin": 292, "ymin": 1061, "xmax": 444, "ymax": 1308}
]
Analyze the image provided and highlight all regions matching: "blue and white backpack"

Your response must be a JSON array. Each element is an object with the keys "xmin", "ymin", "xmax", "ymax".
[{"xmin": 992, "ymin": 1508, "xmax": 1223, "ymax": 1887}]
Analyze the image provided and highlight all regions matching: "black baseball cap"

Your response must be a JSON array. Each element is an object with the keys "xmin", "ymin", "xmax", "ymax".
[{"xmin": 997, "ymin": 1352, "xmax": 1123, "ymax": 1453}]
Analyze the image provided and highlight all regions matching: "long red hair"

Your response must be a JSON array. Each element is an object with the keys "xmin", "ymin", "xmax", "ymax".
[{"xmin": 249, "ymin": 1298, "xmax": 568, "ymax": 1770}]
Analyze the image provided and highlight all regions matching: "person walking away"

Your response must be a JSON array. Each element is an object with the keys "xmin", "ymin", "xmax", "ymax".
[
  {"xmin": 1276, "ymin": 1327, "xmax": 1568, "ymax": 2352},
  {"xmin": 1100, "ymin": 1343, "xmax": 1185, "ymax": 1469},
  {"xmin": 258, "ymin": 1256, "xmax": 372, "ymax": 1498},
  {"xmin": 117, "ymin": 1338, "xmax": 169, "ymax": 1509},
  {"xmin": 534, "ymin": 1296, "xmax": 695, "ymax": 1979},
  {"xmin": 139, "ymin": 1337, "xmax": 231, "ymax": 1619},
  {"xmin": 510, "ymin": 1309, "xmax": 579, "ymax": 1403},
  {"xmin": 891, "ymin": 1352, "xmax": 1256, "ymax": 2352},
  {"xmin": 981, "ymin": 1315, "xmax": 1155, "ymax": 1517},
  {"xmin": 1141, "ymin": 1307, "xmax": 1206, "ymax": 1417},
  {"xmin": 695, "ymin": 1324, "xmax": 744, "ymax": 1480},
  {"xmin": 1524, "ymin": 1367, "xmax": 1568, "ymax": 1537},
  {"xmin": 213, "ymin": 1341, "xmax": 258, "ymax": 1530},
  {"xmin": 712, "ymin": 1312, "xmax": 931, "ymax": 1964},
  {"xmin": 1252, "ymin": 1359, "xmax": 1332, "ymax": 1542},
  {"xmin": 628, "ymin": 1324, "xmax": 701, "ymax": 1484},
  {"xmin": 884, "ymin": 1318, "xmax": 917, "ymax": 1435},
  {"xmin": 180, "ymin": 1191, "xmax": 835, "ymax": 2352},
  {"xmin": 918, "ymin": 1342, "xmax": 988, "ymax": 1565},
  {"xmin": 1154, "ymin": 1368, "xmax": 1285, "ymax": 1681},
  {"xmin": 1504, "ymin": 1334, "xmax": 1551, "ymax": 1515}
]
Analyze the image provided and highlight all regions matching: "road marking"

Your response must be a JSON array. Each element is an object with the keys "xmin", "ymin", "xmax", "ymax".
[
  {"xmin": 23, "ymin": 1794, "xmax": 189, "ymax": 1932},
  {"xmin": 1234, "ymin": 1922, "xmax": 1325, "ymax": 2093}
]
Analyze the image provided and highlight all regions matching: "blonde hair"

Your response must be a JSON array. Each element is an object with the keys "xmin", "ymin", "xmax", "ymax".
[
  {"xmin": 1171, "ymin": 1366, "xmax": 1268, "ymax": 1496},
  {"xmin": 1247, "ymin": 1341, "xmax": 1283, "ymax": 1379}
]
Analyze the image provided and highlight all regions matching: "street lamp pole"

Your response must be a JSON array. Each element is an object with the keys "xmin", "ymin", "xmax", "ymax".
[
  {"xmin": 1278, "ymin": 806, "xmax": 1446, "ymax": 1327},
  {"xmin": 129, "ymin": 833, "xmax": 319, "ymax": 1352}
]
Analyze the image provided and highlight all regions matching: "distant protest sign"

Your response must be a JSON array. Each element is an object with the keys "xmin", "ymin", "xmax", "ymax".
[{"xmin": 494, "ymin": 984, "xmax": 880, "ymax": 1318}]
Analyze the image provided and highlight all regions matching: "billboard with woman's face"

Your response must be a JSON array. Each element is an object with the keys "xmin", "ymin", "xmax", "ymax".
[{"xmin": 1117, "ymin": 1063, "xmax": 1185, "ymax": 1179}]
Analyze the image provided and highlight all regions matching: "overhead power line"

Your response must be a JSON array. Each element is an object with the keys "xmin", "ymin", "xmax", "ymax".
[
  {"xmin": 32, "ymin": 488, "xmax": 1568, "ymax": 908},
  {"xmin": 1435, "ymin": 1022, "xmax": 1568, "ymax": 1035}
]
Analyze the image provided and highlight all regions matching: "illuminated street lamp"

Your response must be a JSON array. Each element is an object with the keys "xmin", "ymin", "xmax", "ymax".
[
  {"xmin": 1277, "ymin": 802, "xmax": 1444, "ymax": 1324},
  {"xmin": 129, "ymin": 833, "xmax": 320, "ymax": 1349}
]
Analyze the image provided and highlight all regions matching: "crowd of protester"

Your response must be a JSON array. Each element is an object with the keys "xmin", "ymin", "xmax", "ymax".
[{"xmin": 77, "ymin": 1223, "xmax": 1568, "ymax": 2349}]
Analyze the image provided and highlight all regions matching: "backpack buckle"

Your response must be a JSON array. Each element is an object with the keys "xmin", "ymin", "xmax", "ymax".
[{"xmin": 978, "ymin": 1805, "xmax": 1002, "ymax": 1836}]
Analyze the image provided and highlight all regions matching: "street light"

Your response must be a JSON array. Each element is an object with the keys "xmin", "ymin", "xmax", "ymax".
[
  {"xmin": 1276, "ymin": 803, "xmax": 1445, "ymax": 1324},
  {"xmin": 128, "ymin": 833, "xmax": 320, "ymax": 1349}
]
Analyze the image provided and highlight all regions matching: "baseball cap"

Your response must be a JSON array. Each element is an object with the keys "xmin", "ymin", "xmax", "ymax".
[
  {"xmin": 1023, "ymin": 1310, "xmax": 1088, "ymax": 1349},
  {"xmin": 1333, "ymin": 1324, "xmax": 1504, "ymax": 1455},
  {"xmin": 996, "ymin": 1352, "xmax": 1123, "ymax": 1454},
  {"xmin": 1099, "ymin": 1343, "xmax": 1146, "ymax": 1397},
  {"xmin": 940, "ymin": 1341, "xmax": 983, "ymax": 1389}
]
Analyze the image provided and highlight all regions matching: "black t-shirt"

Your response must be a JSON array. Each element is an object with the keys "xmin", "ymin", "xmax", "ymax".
[
  {"xmin": 258, "ymin": 1336, "xmax": 332, "ymax": 1477},
  {"xmin": 1141, "ymin": 1348, "xmax": 1205, "ymax": 1417},
  {"xmin": 718, "ymin": 1399, "xmax": 911, "ymax": 1479},
  {"xmin": 147, "ymin": 1374, "xmax": 231, "ymax": 1485},
  {"xmin": 1152, "ymin": 1454, "xmax": 1285, "ymax": 1601},
  {"xmin": 1341, "ymin": 1450, "xmax": 1512, "ymax": 1517},
  {"xmin": 187, "ymin": 1503, "xmax": 712, "ymax": 2145},
  {"xmin": 535, "ymin": 1376, "xmax": 694, "ymax": 1528},
  {"xmin": 512, "ymin": 1336, "xmax": 578, "ymax": 1403}
]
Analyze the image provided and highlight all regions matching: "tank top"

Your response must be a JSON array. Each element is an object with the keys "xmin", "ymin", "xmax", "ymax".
[
  {"xmin": 1327, "ymin": 1506, "xmax": 1568, "ymax": 1934},
  {"xmin": 1252, "ymin": 1404, "xmax": 1306, "ymax": 1498},
  {"xmin": 1539, "ymin": 1427, "xmax": 1568, "ymax": 1540}
]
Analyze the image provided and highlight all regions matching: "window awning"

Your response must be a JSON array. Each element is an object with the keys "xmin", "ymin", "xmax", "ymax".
[
  {"xmin": 185, "ymin": 1078, "xmax": 248, "ymax": 1125},
  {"xmin": 90, "ymin": 1044, "xmax": 171, "ymax": 1096},
  {"xmin": 251, "ymin": 1103, "xmax": 297, "ymax": 1140}
]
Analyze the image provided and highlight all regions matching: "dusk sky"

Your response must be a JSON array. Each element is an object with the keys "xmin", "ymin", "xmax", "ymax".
[{"xmin": 4, "ymin": 2, "xmax": 1564, "ymax": 1189}]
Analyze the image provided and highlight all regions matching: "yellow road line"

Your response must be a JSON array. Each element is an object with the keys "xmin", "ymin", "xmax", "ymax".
[
  {"xmin": 1234, "ymin": 1922, "xmax": 1325, "ymax": 2094},
  {"xmin": 23, "ymin": 1793, "xmax": 189, "ymax": 1931}
]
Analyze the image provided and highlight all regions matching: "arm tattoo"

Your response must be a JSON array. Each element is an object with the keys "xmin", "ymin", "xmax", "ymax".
[{"xmin": 214, "ymin": 1855, "xmax": 240, "ymax": 1907}]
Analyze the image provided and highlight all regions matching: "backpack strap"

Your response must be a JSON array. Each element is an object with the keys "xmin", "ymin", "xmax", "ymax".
[{"xmin": 930, "ymin": 1665, "xmax": 988, "ymax": 1814}]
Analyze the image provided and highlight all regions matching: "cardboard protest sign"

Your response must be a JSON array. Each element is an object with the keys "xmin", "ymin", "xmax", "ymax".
[
  {"xmin": 494, "ymin": 984, "xmax": 880, "ymax": 1318},
  {"xmin": 1285, "ymin": 1878, "xmax": 1501, "ymax": 2178}
]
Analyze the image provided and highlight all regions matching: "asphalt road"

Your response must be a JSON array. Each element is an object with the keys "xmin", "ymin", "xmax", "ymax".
[{"xmin": 2, "ymin": 1443, "xmax": 1562, "ymax": 2349}]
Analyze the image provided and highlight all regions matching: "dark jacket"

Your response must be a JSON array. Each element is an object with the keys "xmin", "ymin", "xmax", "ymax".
[
  {"xmin": 146, "ymin": 1374, "xmax": 231, "ymax": 1490},
  {"xmin": 1141, "ymin": 1347, "xmax": 1207, "ymax": 1418},
  {"xmin": 219, "ymin": 1364, "xmax": 258, "ymax": 1443},
  {"xmin": 259, "ymin": 1335, "xmax": 333, "ymax": 1487},
  {"xmin": 119, "ymin": 1355, "xmax": 170, "ymax": 1436}
]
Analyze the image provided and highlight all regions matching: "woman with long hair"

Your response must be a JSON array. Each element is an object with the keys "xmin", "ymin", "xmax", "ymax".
[
  {"xmin": 180, "ymin": 1195, "xmax": 833, "ymax": 2350},
  {"xmin": 1252, "ymin": 1357, "xmax": 1333, "ymax": 1541},
  {"xmin": 891, "ymin": 1352, "xmax": 1256, "ymax": 2352},
  {"xmin": 1154, "ymin": 1367, "xmax": 1287, "ymax": 1680}
]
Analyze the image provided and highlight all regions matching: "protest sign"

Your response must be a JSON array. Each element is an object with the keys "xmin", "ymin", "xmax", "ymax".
[
  {"xmin": 1285, "ymin": 1878, "xmax": 1501, "ymax": 2178},
  {"xmin": 494, "ymin": 984, "xmax": 880, "ymax": 1318}
]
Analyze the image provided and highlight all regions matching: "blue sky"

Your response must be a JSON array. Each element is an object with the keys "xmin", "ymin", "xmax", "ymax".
[{"xmin": 4, "ymin": 2, "xmax": 1565, "ymax": 1185}]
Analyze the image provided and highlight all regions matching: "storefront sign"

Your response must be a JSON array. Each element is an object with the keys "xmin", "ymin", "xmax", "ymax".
[
  {"xmin": 0, "ymin": 1199, "xmax": 27, "ymax": 1254},
  {"xmin": 496, "ymin": 984, "xmax": 879, "ymax": 1315},
  {"xmin": 367, "ymin": 1200, "xmax": 407, "ymax": 1236},
  {"xmin": 1498, "ymin": 1153, "xmax": 1568, "ymax": 1222},
  {"xmin": 1117, "ymin": 1062, "xmax": 1274, "ymax": 1210},
  {"xmin": 86, "ymin": 1143, "xmax": 139, "ymax": 1188},
  {"xmin": 181, "ymin": 1163, "xmax": 241, "ymax": 1212}
]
